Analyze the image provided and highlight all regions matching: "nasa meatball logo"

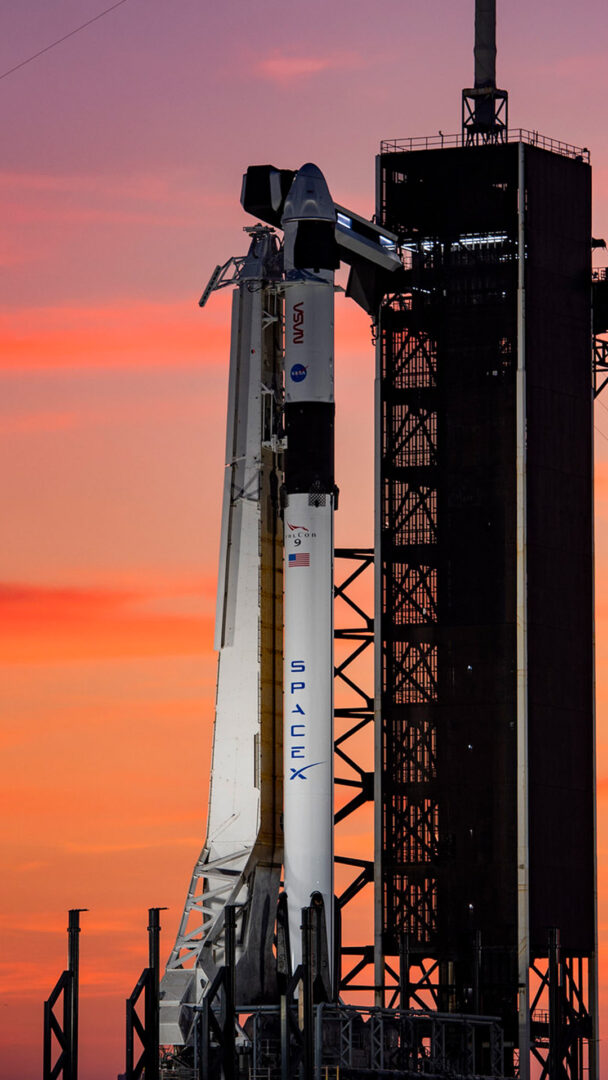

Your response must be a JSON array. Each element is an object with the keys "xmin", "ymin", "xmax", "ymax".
[{"xmin": 290, "ymin": 363, "xmax": 307, "ymax": 383}]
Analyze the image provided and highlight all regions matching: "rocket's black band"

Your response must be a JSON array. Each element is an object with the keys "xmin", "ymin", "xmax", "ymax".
[{"xmin": 284, "ymin": 402, "xmax": 335, "ymax": 493}]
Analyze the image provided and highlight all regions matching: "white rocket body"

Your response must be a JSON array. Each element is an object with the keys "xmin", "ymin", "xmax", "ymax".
[
  {"xmin": 282, "ymin": 164, "xmax": 336, "ymax": 984},
  {"xmin": 161, "ymin": 161, "xmax": 402, "ymax": 1042}
]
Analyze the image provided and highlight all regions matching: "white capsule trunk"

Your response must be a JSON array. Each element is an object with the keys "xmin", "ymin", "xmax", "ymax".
[{"xmin": 284, "ymin": 282, "xmax": 334, "ymax": 402}]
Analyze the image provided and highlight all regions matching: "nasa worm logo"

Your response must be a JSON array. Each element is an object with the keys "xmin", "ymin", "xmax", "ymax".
[
  {"xmin": 290, "ymin": 363, "xmax": 307, "ymax": 383},
  {"xmin": 292, "ymin": 300, "xmax": 304, "ymax": 343}
]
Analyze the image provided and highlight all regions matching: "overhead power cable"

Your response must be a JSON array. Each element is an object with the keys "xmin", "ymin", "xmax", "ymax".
[{"xmin": 0, "ymin": 0, "xmax": 131, "ymax": 82}]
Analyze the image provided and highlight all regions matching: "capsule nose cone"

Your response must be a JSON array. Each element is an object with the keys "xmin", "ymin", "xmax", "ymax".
[
  {"xmin": 298, "ymin": 162, "xmax": 325, "ymax": 182},
  {"xmin": 282, "ymin": 163, "xmax": 335, "ymax": 224}
]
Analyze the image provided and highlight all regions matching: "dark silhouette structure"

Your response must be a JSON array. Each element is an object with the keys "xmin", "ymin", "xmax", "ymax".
[
  {"xmin": 375, "ymin": 129, "xmax": 597, "ymax": 1078},
  {"xmin": 43, "ymin": 909, "xmax": 86, "ymax": 1080}
]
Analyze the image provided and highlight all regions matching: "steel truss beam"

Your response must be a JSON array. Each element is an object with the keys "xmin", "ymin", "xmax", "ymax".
[
  {"xmin": 592, "ymin": 267, "xmax": 608, "ymax": 397},
  {"xmin": 379, "ymin": 297, "xmax": 441, "ymax": 974},
  {"xmin": 333, "ymin": 548, "xmax": 375, "ymax": 997},
  {"xmin": 44, "ymin": 971, "xmax": 73, "ymax": 1080},
  {"xmin": 593, "ymin": 336, "xmax": 608, "ymax": 398}
]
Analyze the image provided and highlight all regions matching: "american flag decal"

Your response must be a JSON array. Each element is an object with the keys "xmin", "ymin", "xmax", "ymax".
[{"xmin": 288, "ymin": 552, "xmax": 310, "ymax": 567}]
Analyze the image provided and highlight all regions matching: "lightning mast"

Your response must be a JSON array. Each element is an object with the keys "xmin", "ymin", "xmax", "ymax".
[{"xmin": 462, "ymin": 0, "xmax": 508, "ymax": 143}]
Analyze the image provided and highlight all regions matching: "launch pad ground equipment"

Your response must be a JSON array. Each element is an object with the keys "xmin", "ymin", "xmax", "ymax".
[{"xmin": 43, "ymin": 909, "xmax": 86, "ymax": 1080}]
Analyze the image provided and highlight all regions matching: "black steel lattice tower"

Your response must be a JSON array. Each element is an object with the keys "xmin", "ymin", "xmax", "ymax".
[{"xmin": 375, "ymin": 134, "xmax": 597, "ymax": 1079}]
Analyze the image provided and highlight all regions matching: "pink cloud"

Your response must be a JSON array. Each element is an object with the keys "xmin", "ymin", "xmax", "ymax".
[
  {"xmin": 0, "ymin": 169, "xmax": 234, "ymax": 210},
  {"xmin": 0, "ymin": 170, "xmax": 239, "ymax": 269},
  {"xmin": 255, "ymin": 49, "xmax": 364, "ymax": 85},
  {"xmin": 538, "ymin": 53, "xmax": 605, "ymax": 80}
]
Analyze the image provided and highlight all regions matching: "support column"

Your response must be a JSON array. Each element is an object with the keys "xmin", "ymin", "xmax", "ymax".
[
  {"xmin": 67, "ymin": 909, "xmax": 86, "ymax": 1080},
  {"xmin": 516, "ymin": 141, "xmax": 530, "ymax": 1080}
]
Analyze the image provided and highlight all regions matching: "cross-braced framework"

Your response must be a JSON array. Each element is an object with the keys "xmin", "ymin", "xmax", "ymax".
[
  {"xmin": 462, "ymin": 88, "xmax": 508, "ymax": 145},
  {"xmin": 593, "ymin": 268, "xmax": 608, "ymax": 397},
  {"xmin": 43, "ymin": 910, "xmax": 84, "ymax": 1080},
  {"xmin": 593, "ymin": 335, "xmax": 608, "ymax": 398},
  {"xmin": 378, "ymin": 294, "xmax": 442, "ymax": 1009},
  {"xmin": 333, "ymin": 548, "xmax": 376, "ymax": 998},
  {"xmin": 528, "ymin": 931, "xmax": 594, "ymax": 1080},
  {"xmin": 44, "ymin": 972, "xmax": 74, "ymax": 1080}
]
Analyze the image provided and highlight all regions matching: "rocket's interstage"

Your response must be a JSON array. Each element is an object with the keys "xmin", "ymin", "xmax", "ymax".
[{"xmin": 282, "ymin": 163, "xmax": 337, "ymax": 988}]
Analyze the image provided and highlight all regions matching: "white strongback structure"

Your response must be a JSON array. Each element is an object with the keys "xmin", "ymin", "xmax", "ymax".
[{"xmin": 160, "ymin": 227, "xmax": 284, "ymax": 1044}]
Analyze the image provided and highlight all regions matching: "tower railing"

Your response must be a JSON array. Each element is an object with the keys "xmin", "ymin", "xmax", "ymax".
[{"xmin": 380, "ymin": 129, "xmax": 590, "ymax": 162}]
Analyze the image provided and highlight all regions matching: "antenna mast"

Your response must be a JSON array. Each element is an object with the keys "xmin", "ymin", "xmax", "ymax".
[{"xmin": 462, "ymin": 0, "xmax": 508, "ymax": 143}]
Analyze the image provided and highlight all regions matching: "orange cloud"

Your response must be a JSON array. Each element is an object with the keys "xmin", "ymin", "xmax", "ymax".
[
  {"xmin": 596, "ymin": 457, "xmax": 608, "ymax": 494},
  {"xmin": 0, "ymin": 287, "xmax": 372, "ymax": 376},
  {"xmin": 0, "ymin": 408, "xmax": 81, "ymax": 434},
  {"xmin": 0, "ymin": 393, "xmax": 221, "ymax": 435},
  {"xmin": 0, "ymin": 300, "xmax": 231, "ymax": 371},
  {"xmin": 0, "ymin": 580, "xmax": 212, "ymax": 663}
]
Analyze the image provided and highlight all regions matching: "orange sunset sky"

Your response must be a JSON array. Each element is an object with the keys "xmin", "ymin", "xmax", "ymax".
[{"xmin": 2, "ymin": 1, "xmax": 608, "ymax": 1076}]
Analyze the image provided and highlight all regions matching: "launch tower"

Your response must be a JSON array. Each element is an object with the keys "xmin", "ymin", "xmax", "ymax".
[{"xmin": 375, "ymin": 8, "xmax": 597, "ymax": 1078}]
